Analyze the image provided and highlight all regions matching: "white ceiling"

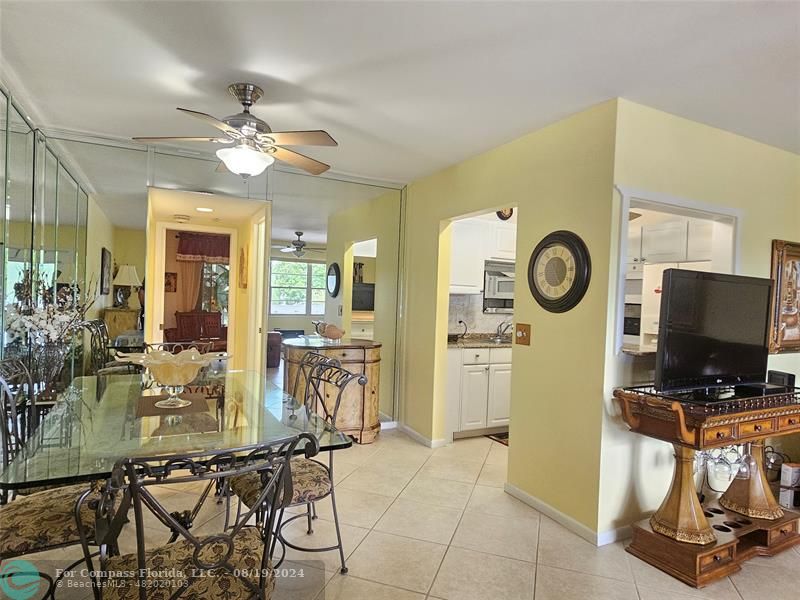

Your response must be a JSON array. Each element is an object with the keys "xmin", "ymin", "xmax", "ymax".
[{"xmin": 1, "ymin": 1, "xmax": 798, "ymax": 188}]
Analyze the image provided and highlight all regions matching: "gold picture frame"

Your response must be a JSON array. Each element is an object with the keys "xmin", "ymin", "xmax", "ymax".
[
  {"xmin": 768, "ymin": 239, "xmax": 800, "ymax": 353},
  {"xmin": 238, "ymin": 246, "xmax": 248, "ymax": 290}
]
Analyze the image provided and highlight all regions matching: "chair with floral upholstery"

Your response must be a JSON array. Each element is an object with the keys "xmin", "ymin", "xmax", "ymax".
[
  {"xmin": 78, "ymin": 433, "xmax": 317, "ymax": 599},
  {"xmin": 0, "ymin": 358, "xmax": 111, "ymax": 595},
  {"xmin": 230, "ymin": 355, "xmax": 366, "ymax": 574}
]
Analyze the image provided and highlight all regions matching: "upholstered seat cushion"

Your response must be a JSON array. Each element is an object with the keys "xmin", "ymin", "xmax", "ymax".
[
  {"xmin": 0, "ymin": 482, "xmax": 104, "ymax": 559},
  {"xmin": 230, "ymin": 458, "xmax": 331, "ymax": 508},
  {"xmin": 102, "ymin": 526, "xmax": 273, "ymax": 600}
]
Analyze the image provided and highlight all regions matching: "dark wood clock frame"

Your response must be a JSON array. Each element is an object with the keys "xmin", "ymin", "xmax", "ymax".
[
  {"xmin": 527, "ymin": 230, "xmax": 591, "ymax": 313},
  {"xmin": 326, "ymin": 262, "xmax": 341, "ymax": 297}
]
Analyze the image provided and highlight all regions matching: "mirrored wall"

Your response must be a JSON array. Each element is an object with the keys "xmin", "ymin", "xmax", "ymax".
[{"xmin": 2, "ymin": 88, "xmax": 403, "ymax": 418}]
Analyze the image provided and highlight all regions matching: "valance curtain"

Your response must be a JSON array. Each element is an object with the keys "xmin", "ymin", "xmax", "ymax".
[{"xmin": 176, "ymin": 233, "xmax": 230, "ymax": 265}]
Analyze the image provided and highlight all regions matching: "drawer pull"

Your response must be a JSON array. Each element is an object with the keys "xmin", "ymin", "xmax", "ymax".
[
  {"xmin": 780, "ymin": 528, "xmax": 790, "ymax": 536},
  {"xmin": 716, "ymin": 432, "xmax": 726, "ymax": 439},
  {"xmin": 713, "ymin": 554, "xmax": 722, "ymax": 562},
  {"xmin": 789, "ymin": 419, "xmax": 798, "ymax": 425},
  {"xmin": 754, "ymin": 425, "xmax": 762, "ymax": 432}
]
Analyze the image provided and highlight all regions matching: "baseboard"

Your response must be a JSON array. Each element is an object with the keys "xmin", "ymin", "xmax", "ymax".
[
  {"xmin": 398, "ymin": 423, "xmax": 448, "ymax": 448},
  {"xmin": 379, "ymin": 412, "xmax": 398, "ymax": 430},
  {"xmin": 503, "ymin": 483, "xmax": 631, "ymax": 547}
]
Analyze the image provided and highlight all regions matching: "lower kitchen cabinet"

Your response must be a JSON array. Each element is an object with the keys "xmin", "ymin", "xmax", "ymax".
[
  {"xmin": 460, "ymin": 364, "xmax": 490, "ymax": 430},
  {"xmin": 487, "ymin": 364, "xmax": 512, "ymax": 426},
  {"xmin": 448, "ymin": 347, "xmax": 512, "ymax": 435}
]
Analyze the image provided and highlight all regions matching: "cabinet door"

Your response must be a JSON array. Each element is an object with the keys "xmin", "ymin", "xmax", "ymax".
[
  {"xmin": 460, "ymin": 364, "xmax": 489, "ymax": 430},
  {"xmin": 487, "ymin": 364, "xmax": 512, "ymax": 426},
  {"xmin": 488, "ymin": 223, "xmax": 517, "ymax": 260},
  {"xmin": 642, "ymin": 220, "xmax": 688, "ymax": 263},
  {"xmin": 628, "ymin": 225, "xmax": 642, "ymax": 263},
  {"xmin": 450, "ymin": 220, "xmax": 486, "ymax": 293},
  {"xmin": 686, "ymin": 219, "xmax": 713, "ymax": 262}
]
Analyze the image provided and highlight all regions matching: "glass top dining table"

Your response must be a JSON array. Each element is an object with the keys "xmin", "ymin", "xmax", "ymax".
[{"xmin": 0, "ymin": 370, "xmax": 352, "ymax": 490}]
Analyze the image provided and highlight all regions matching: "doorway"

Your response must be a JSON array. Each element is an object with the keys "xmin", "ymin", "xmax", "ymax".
[{"xmin": 351, "ymin": 238, "xmax": 377, "ymax": 341}]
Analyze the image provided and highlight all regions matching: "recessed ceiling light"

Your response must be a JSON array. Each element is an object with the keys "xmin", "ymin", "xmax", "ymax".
[{"xmin": 196, "ymin": 207, "xmax": 214, "ymax": 213}]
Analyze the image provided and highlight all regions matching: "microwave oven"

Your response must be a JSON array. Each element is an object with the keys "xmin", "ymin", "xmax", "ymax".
[{"xmin": 484, "ymin": 261, "xmax": 515, "ymax": 300}]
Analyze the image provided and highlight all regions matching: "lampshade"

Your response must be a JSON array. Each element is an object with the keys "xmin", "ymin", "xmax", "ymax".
[
  {"xmin": 113, "ymin": 264, "xmax": 141, "ymax": 287},
  {"xmin": 216, "ymin": 144, "xmax": 274, "ymax": 177}
]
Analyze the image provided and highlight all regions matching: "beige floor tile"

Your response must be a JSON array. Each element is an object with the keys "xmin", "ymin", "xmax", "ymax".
[
  {"xmin": 329, "ymin": 458, "xmax": 360, "ymax": 482},
  {"xmin": 537, "ymin": 516, "xmax": 632, "ymax": 582},
  {"xmin": 399, "ymin": 475, "xmax": 475, "ymax": 510},
  {"xmin": 345, "ymin": 531, "xmax": 447, "ymax": 593},
  {"xmin": 628, "ymin": 554, "xmax": 742, "ymax": 600},
  {"xmin": 432, "ymin": 437, "xmax": 492, "ymax": 464},
  {"xmin": 271, "ymin": 563, "xmax": 330, "ymax": 600},
  {"xmin": 364, "ymin": 447, "xmax": 432, "ymax": 470},
  {"xmin": 429, "ymin": 546, "xmax": 534, "ymax": 600},
  {"xmin": 451, "ymin": 509, "xmax": 539, "ymax": 562},
  {"xmin": 321, "ymin": 574, "xmax": 426, "ymax": 599},
  {"xmin": 336, "ymin": 441, "xmax": 382, "ymax": 465},
  {"xmin": 476, "ymin": 462, "xmax": 506, "ymax": 487},
  {"xmin": 280, "ymin": 516, "xmax": 370, "ymax": 573},
  {"xmin": 374, "ymin": 498, "xmax": 463, "ymax": 544},
  {"xmin": 485, "ymin": 442, "xmax": 508, "ymax": 466},
  {"xmin": 310, "ymin": 487, "xmax": 395, "ymax": 528},
  {"xmin": 729, "ymin": 562, "xmax": 796, "ymax": 600},
  {"xmin": 418, "ymin": 456, "xmax": 482, "ymax": 484},
  {"xmin": 466, "ymin": 484, "xmax": 540, "ymax": 520},
  {"xmin": 637, "ymin": 587, "xmax": 734, "ymax": 600},
  {"xmin": 746, "ymin": 542, "xmax": 800, "ymax": 569},
  {"xmin": 339, "ymin": 466, "xmax": 417, "ymax": 497},
  {"xmin": 535, "ymin": 565, "xmax": 638, "ymax": 600}
]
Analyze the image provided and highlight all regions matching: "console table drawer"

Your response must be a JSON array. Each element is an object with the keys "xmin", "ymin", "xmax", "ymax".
[
  {"xmin": 698, "ymin": 546, "xmax": 734, "ymax": 573},
  {"xmin": 704, "ymin": 425, "xmax": 737, "ymax": 445},
  {"xmin": 768, "ymin": 520, "xmax": 797, "ymax": 544},
  {"xmin": 739, "ymin": 418, "xmax": 775, "ymax": 437},
  {"xmin": 778, "ymin": 414, "xmax": 800, "ymax": 431},
  {"xmin": 326, "ymin": 348, "xmax": 365, "ymax": 363}
]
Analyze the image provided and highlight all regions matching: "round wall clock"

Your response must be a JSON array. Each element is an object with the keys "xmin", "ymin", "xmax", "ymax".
[
  {"xmin": 527, "ymin": 231, "xmax": 591, "ymax": 313},
  {"xmin": 496, "ymin": 208, "xmax": 514, "ymax": 221},
  {"xmin": 326, "ymin": 262, "xmax": 341, "ymax": 297}
]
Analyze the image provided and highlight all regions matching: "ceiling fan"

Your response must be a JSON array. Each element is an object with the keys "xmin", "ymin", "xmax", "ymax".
[
  {"xmin": 133, "ymin": 83, "xmax": 337, "ymax": 177},
  {"xmin": 273, "ymin": 232, "xmax": 324, "ymax": 258}
]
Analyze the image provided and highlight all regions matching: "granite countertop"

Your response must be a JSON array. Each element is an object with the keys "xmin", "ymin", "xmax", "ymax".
[{"xmin": 448, "ymin": 334, "xmax": 512, "ymax": 349}]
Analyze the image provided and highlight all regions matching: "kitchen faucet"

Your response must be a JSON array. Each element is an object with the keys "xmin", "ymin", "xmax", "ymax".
[{"xmin": 493, "ymin": 320, "xmax": 512, "ymax": 342}]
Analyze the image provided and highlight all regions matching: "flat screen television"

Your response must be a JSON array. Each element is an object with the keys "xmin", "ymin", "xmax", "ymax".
[
  {"xmin": 654, "ymin": 269, "xmax": 772, "ymax": 392},
  {"xmin": 352, "ymin": 282, "xmax": 375, "ymax": 311}
]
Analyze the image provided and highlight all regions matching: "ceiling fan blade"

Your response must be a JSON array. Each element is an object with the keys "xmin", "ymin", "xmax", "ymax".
[
  {"xmin": 261, "ymin": 130, "xmax": 337, "ymax": 147},
  {"xmin": 176, "ymin": 107, "xmax": 241, "ymax": 137},
  {"xmin": 279, "ymin": 247, "xmax": 295, "ymax": 253},
  {"xmin": 215, "ymin": 161, "xmax": 229, "ymax": 173},
  {"xmin": 132, "ymin": 136, "xmax": 232, "ymax": 143},
  {"xmin": 269, "ymin": 146, "xmax": 330, "ymax": 175}
]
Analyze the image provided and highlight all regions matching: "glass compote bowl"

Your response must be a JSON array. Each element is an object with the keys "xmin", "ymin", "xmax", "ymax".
[{"xmin": 116, "ymin": 349, "xmax": 229, "ymax": 409}]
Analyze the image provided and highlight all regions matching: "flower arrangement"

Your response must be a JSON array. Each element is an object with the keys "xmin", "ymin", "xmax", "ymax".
[{"xmin": 4, "ymin": 273, "xmax": 96, "ymax": 346}]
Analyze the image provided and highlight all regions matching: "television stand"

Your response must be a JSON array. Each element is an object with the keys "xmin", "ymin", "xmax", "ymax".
[{"xmin": 614, "ymin": 386, "xmax": 800, "ymax": 587}]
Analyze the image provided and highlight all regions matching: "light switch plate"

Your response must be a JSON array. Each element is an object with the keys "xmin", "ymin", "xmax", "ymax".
[
  {"xmin": 515, "ymin": 323, "xmax": 531, "ymax": 346},
  {"xmin": 338, "ymin": 305, "xmax": 343, "ymax": 316}
]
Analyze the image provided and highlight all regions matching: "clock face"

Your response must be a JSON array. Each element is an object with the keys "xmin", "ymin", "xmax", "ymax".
[
  {"xmin": 532, "ymin": 243, "xmax": 577, "ymax": 300},
  {"xmin": 527, "ymin": 231, "xmax": 591, "ymax": 313}
]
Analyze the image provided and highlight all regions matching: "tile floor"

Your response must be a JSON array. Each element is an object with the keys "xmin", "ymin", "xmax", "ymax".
[{"xmin": 19, "ymin": 430, "xmax": 800, "ymax": 599}]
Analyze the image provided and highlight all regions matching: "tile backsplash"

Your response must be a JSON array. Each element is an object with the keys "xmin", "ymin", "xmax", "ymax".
[{"xmin": 448, "ymin": 294, "xmax": 511, "ymax": 334}]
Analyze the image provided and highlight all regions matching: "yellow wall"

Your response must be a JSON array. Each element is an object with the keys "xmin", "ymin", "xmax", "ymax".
[
  {"xmin": 401, "ymin": 100, "xmax": 619, "ymax": 530},
  {"xmin": 113, "ymin": 228, "xmax": 146, "ymax": 289},
  {"xmin": 85, "ymin": 197, "xmax": 115, "ymax": 320},
  {"xmin": 326, "ymin": 190, "xmax": 402, "ymax": 417},
  {"xmin": 598, "ymin": 99, "xmax": 800, "ymax": 534}
]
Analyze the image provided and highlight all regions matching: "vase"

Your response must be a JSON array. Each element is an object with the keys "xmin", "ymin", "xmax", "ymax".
[{"xmin": 33, "ymin": 342, "xmax": 69, "ymax": 398}]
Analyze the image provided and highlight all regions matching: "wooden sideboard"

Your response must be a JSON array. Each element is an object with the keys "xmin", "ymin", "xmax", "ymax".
[
  {"xmin": 614, "ymin": 386, "xmax": 800, "ymax": 587},
  {"xmin": 103, "ymin": 307, "xmax": 140, "ymax": 340},
  {"xmin": 283, "ymin": 338, "xmax": 381, "ymax": 444}
]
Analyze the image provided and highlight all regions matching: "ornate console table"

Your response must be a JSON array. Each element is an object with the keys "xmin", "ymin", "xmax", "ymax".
[{"xmin": 614, "ymin": 386, "xmax": 800, "ymax": 587}]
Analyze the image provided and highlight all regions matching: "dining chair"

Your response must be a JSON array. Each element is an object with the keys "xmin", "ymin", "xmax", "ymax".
[
  {"xmin": 80, "ymin": 433, "xmax": 318, "ymax": 600},
  {"xmin": 84, "ymin": 320, "xmax": 140, "ymax": 376},
  {"xmin": 0, "ymin": 359, "xmax": 113, "ymax": 595},
  {"xmin": 231, "ymin": 359, "xmax": 366, "ymax": 574}
]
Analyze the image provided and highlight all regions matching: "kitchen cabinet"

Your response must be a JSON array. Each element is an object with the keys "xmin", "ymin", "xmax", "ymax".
[
  {"xmin": 687, "ymin": 219, "xmax": 713, "ymax": 262},
  {"xmin": 448, "ymin": 347, "xmax": 512, "ymax": 436},
  {"xmin": 450, "ymin": 220, "xmax": 485, "ymax": 294},
  {"xmin": 642, "ymin": 220, "xmax": 688, "ymax": 263},
  {"xmin": 487, "ymin": 222, "xmax": 517, "ymax": 261},
  {"xmin": 352, "ymin": 319, "xmax": 374, "ymax": 340},
  {"xmin": 487, "ymin": 364, "xmax": 512, "ymax": 426},
  {"xmin": 460, "ymin": 364, "xmax": 491, "ymax": 430}
]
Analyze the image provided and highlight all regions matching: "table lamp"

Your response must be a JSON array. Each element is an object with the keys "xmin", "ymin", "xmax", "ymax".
[{"xmin": 113, "ymin": 265, "xmax": 142, "ymax": 308}]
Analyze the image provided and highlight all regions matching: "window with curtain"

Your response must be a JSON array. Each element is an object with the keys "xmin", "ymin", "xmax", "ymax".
[
  {"xmin": 269, "ymin": 260, "xmax": 326, "ymax": 315},
  {"xmin": 197, "ymin": 263, "xmax": 230, "ymax": 325}
]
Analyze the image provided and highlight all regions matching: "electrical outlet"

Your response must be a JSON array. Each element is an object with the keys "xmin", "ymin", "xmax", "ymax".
[{"xmin": 515, "ymin": 323, "xmax": 531, "ymax": 346}]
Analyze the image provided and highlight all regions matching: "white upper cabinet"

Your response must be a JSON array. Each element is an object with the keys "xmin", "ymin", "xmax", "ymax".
[
  {"xmin": 487, "ymin": 222, "xmax": 517, "ymax": 261},
  {"xmin": 686, "ymin": 219, "xmax": 713, "ymax": 262},
  {"xmin": 641, "ymin": 220, "xmax": 688, "ymax": 263},
  {"xmin": 450, "ymin": 220, "xmax": 486, "ymax": 293}
]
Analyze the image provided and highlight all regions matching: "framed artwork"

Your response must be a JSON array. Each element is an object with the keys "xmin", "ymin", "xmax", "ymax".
[
  {"xmin": 238, "ymin": 246, "xmax": 248, "ymax": 289},
  {"xmin": 164, "ymin": 272, "xmax": 177, "ymax": 293},
  {"xmin": 768, "ymin": 239, "xmax": 800, "ymax": 353},
  {"xmin": 100, "ymin": 247, "xmax": 112, "ymax": 295}
]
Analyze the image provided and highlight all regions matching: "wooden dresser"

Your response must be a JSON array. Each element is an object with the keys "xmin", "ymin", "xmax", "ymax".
[
  {"xmin": 102, "ymin": 307, "xmax": 140, "ymax": 340},
  {"xmin": 283, "ymin": 337, "xmax": 381, "ymax": 444}
]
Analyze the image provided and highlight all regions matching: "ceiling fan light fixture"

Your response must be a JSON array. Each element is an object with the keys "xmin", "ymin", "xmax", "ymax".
[{"xmin": 216, "ymin": 143, "xmax": 274, "ymax": 177}]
